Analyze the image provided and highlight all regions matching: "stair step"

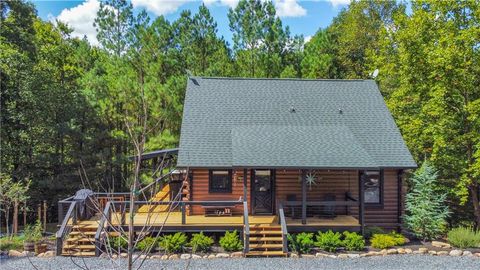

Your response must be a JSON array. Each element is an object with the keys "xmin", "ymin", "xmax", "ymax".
[
  {"xmin": 245, "ymin": 251, "xmax": 286, "ymax": 257},
  {"xmin": 69, "ymin": 231, "xmax": 96, "ymax": 236},
  {"xmin": 250, "ymin": 230, "xmax": 282, "ymax": 235},
  {"xmin": 65, "ymin": 237, "xmax": 95, "ymax": 243},
  {"xmin": 63, "ymin": 244, "xmax": 96, "ymax": 250},
  {"xmin": 250, "ymin": 243, "xmax": 283, "ymax": 249},
  {"xmin": 249, "ymin": 237, "xmax": 283, "ymax": 242},
  {"xmin": 62, "ymin": 251, "xmax": 96, "ymax": 257},
  {"xmin": 249, "ymin": 224, "xmax": 281, "ymax": 229}
]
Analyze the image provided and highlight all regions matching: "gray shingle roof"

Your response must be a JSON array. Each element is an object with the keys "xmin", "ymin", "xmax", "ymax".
[{"xmin": 177, "ymin": 77, "xmax": 417, "ymax": 169}]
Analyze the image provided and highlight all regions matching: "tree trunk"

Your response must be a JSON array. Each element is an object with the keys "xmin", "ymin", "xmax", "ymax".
[
  {"xmin": 470, "ymin": 183, "xmax": 480, "ymax": 228},
  {"xmin": 127, "ymin": 186, "xmax": 136, "ymax": 270},
  {"xmin": 13, "ymin": 200, "xmax": 18, "ymax": 235}
]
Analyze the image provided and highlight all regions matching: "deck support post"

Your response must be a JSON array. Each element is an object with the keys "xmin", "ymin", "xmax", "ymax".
[
  {"xmin": 181, "ymin": 202, "xmax": 186, "ymax": 225},
  {"xmin": 397, "ymin": 169, "xmax": 404, "ymax": 232},
  {"xmin": 301, "ymin": 170, "xmax": 307, "ymax": 225},
  {"xmin": 359, "ymin": 171, "xmax": 365, "ymax": 236},
  {"xmin": 243, "ymin": 168, "xmax": 247, "ymax": 203}
]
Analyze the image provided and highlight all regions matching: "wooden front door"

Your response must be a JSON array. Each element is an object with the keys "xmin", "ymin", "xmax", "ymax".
[{"xmin": 252, "ymin": 169, "xmax": 275, "ymax": 215}]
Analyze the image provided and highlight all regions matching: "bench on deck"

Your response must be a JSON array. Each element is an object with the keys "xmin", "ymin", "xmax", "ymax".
[{"xmin": 202, "ymin": 197, "xmax": 242, "ymax": 217}]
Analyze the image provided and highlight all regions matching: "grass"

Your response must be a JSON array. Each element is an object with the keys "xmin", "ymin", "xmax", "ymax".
[{"xmin": 447, "ymin": 227, "xmax": 480, "ymax": 249}]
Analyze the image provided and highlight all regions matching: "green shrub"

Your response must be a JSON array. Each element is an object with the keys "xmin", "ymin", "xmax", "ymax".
[
  {"xmin": 108, "ymin": 236, "xmax": 128, "ymax": 251},
  {"xmin": 219, "ymin": 230, "xmax": 243, "ymax": 252},
  {"xmin": 189, "ymin": 232, "xmax": 214, "ymax": 253},
  {"xmin": 0, "ymin": 236, "xmax": 24, "ymax": 251},
  {"xmin": 370, "ymin": 232, "xmax": 405, "ymax": 249},
  {"xmin": 137, "ymin": 237, "xmax": 158, "ymax": 253},
  {"xmin": 158, "ymin": 232, "xmax": 188, "ymax": 253},
  {"xmin": 342, "ymin": 232, "xmax": 365, "ymax": 251},
  {"xmin": 314, "ymin": 230, "xmax": 342, "ymax": 252},
  {"xmin": 24, "ymin": 220, "xmax": 43, "ymax": 242},
  {"xmin": 288, "ymin": 232, "xmax": 314, "ymax": 254},
  {"xmin": 447, "ymin": 227, "xmax": 480, "ymax": 248},
  {"xmin": 404, "ymin": 162, "xmax": 449, "ymax": 241}
]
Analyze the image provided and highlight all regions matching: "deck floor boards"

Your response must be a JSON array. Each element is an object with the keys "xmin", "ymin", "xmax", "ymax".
[{"xmin": 109, "ymin": 212, "xmax": 359, "ymax": 227}]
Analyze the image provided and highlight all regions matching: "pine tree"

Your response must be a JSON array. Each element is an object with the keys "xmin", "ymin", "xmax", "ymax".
[{"xmin": 404, "ymin": 162, "xmax": 449, "ymax": 241}]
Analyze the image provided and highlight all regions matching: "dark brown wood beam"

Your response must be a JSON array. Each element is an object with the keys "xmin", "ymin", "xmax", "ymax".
[
  {"xmin": 301, "ymin": 170, "xmax": 307, "ymax": 225},
  {"xmin": 359, "ymin": 171, "xmax": 365, "ymax": 236}
]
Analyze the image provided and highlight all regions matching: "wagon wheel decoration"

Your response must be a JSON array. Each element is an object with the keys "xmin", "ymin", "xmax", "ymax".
[{"xmin": 305, "ymin": 171, "xmax": 318, "ymax": 190}]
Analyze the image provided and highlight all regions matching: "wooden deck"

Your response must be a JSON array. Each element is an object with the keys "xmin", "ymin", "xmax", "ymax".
[{"xmin": 109, "ymin": 212, "xmax": 358, "ymax": 228}]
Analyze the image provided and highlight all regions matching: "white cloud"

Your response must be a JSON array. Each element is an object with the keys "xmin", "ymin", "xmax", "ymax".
[
  {"xmin": 275, "ymin": 0, "xmax": 306, "ymax": 17},
  {"xmin": 304, "ymin": 35, "xmax": 312, "ymax": 43},
  {"xmin": 327, "ymin": 0, "xmax": 350, "ymax": 7},
  {"xmin": 131, "ymin": 0, "xmax": 190, "ymax": 15},
  {"xmin": 56, "ymin": 0, "xmax": 100, "ymax": 45},
  {"xmin": 203, "ymin": 0, "xmax": 239, "ymax": 8}
]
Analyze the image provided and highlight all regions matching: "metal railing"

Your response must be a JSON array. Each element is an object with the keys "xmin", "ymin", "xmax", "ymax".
[
  {"xmin": 55, "ymin": 201, "xmax": 77, "ymax": 255},
  {"xmin": 283, "ymin": 200, "xmax": 360, "ymax": 225},
  {"xmin": 277, "ymin": 202, "xmax": 288, "ymax": 253},
  {"xmin": 243, "ymin": 201, "xmax": 249, "ymax": 253}
]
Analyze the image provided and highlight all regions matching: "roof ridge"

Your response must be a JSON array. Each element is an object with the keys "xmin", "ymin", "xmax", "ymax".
[{"xmin": 198, "ymin": 76, "xmax": 369, "ymax": 82}]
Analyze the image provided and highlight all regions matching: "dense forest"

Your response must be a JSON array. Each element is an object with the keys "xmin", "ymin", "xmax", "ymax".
[{"xmin": 1, "ymin": 0, "xmax": 480, "ymax": 227}]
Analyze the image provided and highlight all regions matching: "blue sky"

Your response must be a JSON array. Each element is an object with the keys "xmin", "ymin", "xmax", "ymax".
[{"xmin": 33, "ymin": 0, "xmax": 349, "ymax": 45}]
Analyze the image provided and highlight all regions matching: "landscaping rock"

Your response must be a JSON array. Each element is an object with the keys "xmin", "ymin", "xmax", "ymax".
[
  {"xmin": 347, "ymin": 254, "xmax": 360, "ymax": 258},
  {"xmin": 418, "ymin": 248, "xmax": 428, "ymax": 254},
  {"xmin": 449, "ymin": 249, "xmax": 463, "ymax": 256},
  {"xmin": 437, "ymin": 251, "xmax": 449, "ymax": 256},
  {"xmin": 397, "ymin": 248, "xmax": 405, "ymax": 254},
  {"xmin": 301, "ymin": 254, "xmax": 315, "ymax": 258},
  {"xmin": 315, "ymin": 253, "xmax": 335, "ymax": 258},
  {"xmin": 474, "ymin": 253, "xmax": 480, "ymax": 257},
  {"xmin": 139, "ymin": 254, "xmax": 147, "ymax": 259},
  {"xmin": 431, "ymin": 241, "xmax": 451, "ymax": 249},
  {"xmin": 207, "ymin": 254, "xmax": 216, "ymax": 259},
  {"xmin": 42, "ymin": 251, "xmax": 55, "ymax": 258},
  {"xmin": 112, "ymin": 254, "xmax": 118, "ymax": 259},
  {"xmin": 161, "ymin": 255, "xmax": 169, "ymax": 260},
  {"xmin": 290, "ymin": 253, "xmax": 299, "ymax": 258},
  {"xmin": 37, "ymin": 253, "xmax": 45, "ymax": 257},
  {"xmin": 9, "ymin": 250, "xmax": 25, "ymax": 257},
  {"xmin": 231, "ymin": 252, "xmax": 243, "ymax": 258},
  {"xmin": 216, "ymin": 253, "xmax": 229, "ymax": 258},
  {"xmin": 180, "ymin": 254, "xmax": 191, "ymax": 259},
  {"xmin": 149, "ymin": 254, "xmax": 162, "ymax": 259},
  {"xmin": 99, "ymin": 252, "xmax": 109, "ymax": 258},
  {"xmin": 403, "ymin": 238, "xmax": 410, "ymax": 244},
  {"xmin": 361, "ymin": 251, "xmax": 380, "ymax": 257},
  {"xmin": 462, "ymin": 251, "xmax": 473, "ymax": 257},
  {"xmin": 120, "ymin": 252, "xmax": 128, "ymax": 258},
  {"xmin": 169, "ymin": 254, "xmax": 179, "ymax": 260},
  {"xmin": 22, "ymin": 251, "xmax": 35, "ymax": 257},
  {"xmin": 380, "ymin": 249, "xmax": 388, "ymax": 255},
  {"xmin": 337, "ymin": 254, "xmax": 349, "ymax": 259},
  {"xmin": 191, "ymin": 254, "xmax": 202, "ymax": 259},
  {"xmin": 404, "ymin": 248, "xmax": 413, "ymax": 254},
  {"xmin": 387, "ymin": 249, "xmax": 398, "ymax": 255},
  {"xmin": 428, "ymin": 251, "xmax": 437, "ymax": 256}
]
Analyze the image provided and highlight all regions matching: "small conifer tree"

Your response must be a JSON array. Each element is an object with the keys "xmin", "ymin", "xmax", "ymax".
[{"xmin": 404, "ymin": 162, "xmax": 449, "ymax": 241}]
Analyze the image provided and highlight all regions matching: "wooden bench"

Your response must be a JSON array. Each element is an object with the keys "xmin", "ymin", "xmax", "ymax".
[{"xmin": 202, "ymin": 205, "xmax": 234, "ymax": 216}]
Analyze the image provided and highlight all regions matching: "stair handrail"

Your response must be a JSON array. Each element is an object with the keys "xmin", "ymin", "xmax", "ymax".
[
  {"xmin": 138, "ymin": 169, "xmax": 176, "ymax": 201},
  {"xmin": 278, "ymin": 202, "xmax": 288, "ymax": 253},
  {"xmin": 243, "ymin": 200, "xmax": 249, "ymax": 253},
  {"xmin": 94, "ymin": 200, "xmax": 112, "ymax": 256},
  {"xmin": 55, "ymin": 201, "xmax": 77, "ymax": 256}
]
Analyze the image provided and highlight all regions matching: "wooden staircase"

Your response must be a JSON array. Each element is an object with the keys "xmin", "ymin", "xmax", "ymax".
[
  {"xmin": 246, "ymin": 224, "xmax": 287, "ymax": 257},
  {"xmin": 62, "ymin": 219, "xmax": 98, "ymax": 257},
  {"xmin": 138, "ymin": 184, "xmax": 171, "ymax": 213}
]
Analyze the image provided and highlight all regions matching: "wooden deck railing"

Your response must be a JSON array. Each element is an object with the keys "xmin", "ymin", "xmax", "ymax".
[{"xmin": 277, "ymin": 202, "xmax": 288, "ymax": 253}]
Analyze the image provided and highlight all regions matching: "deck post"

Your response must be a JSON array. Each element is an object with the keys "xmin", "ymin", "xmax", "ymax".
[
  {"xmin": 397, "ymin": 169, "xmax": 404, "ymax": 232},
  {"xmin": 301, "ymin": 170, "xmax": 307, "ymax": 225},
  {"xmin": 359, "ymin": 171, "xmax": 365, "ymax": 236},
  {"xmin": 243, "ymin": 168, "xmax": 247, "ymax": 203},
  {"xmin": 181, "ymin": 202, "xmax": 186, "ymax": 225}
]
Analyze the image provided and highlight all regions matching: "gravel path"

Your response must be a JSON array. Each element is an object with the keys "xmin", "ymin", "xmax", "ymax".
[{"xmin": 1, "ymin": 255, "xmax": 480, "ymax": 270}]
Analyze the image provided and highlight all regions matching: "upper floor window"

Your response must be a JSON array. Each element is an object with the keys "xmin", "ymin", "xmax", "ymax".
[{"xmin": 209, "ymin": 170, "xmax": 232, "ymax": 193}]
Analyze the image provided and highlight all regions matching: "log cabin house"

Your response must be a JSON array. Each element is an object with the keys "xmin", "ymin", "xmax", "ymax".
[{"xmin": 56, "ymin": 77, "xmax": 416, "ymax": 257}]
